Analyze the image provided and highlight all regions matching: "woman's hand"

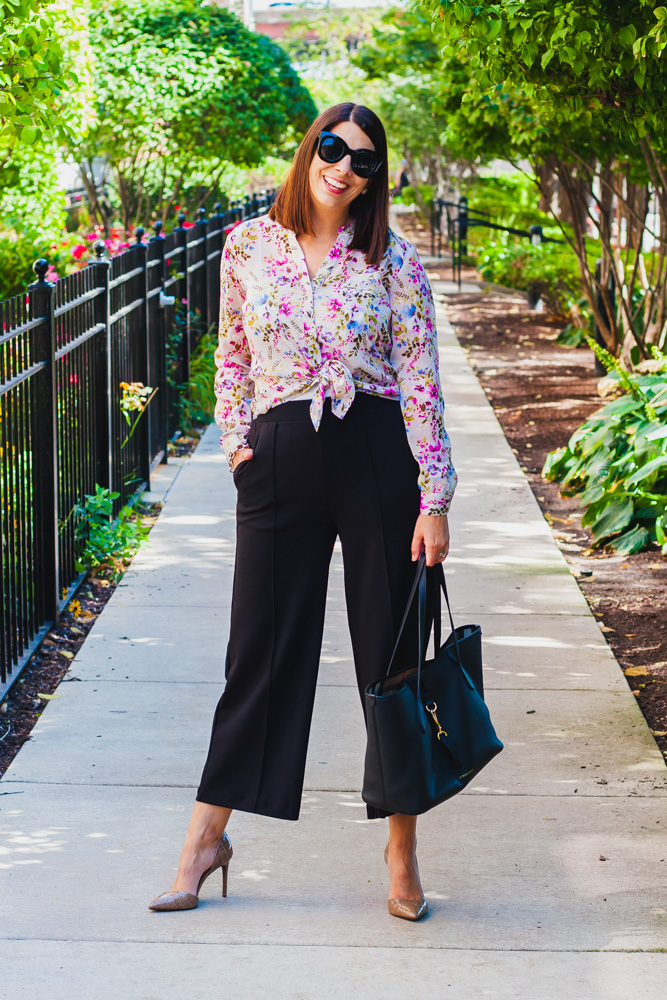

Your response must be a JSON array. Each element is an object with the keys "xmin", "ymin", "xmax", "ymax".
[
  {"xmin": 411, "ymin": 513, "xmax": 450, "ymax": 567},
  {"xmin": 232, "ymin": 447, "xmax": 254, "ymax": 471}
]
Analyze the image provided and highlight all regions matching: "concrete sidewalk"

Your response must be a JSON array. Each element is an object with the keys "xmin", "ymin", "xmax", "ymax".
[{"xmin": 1, "ymin": 304, "xmax": 666, "ymax": 998}]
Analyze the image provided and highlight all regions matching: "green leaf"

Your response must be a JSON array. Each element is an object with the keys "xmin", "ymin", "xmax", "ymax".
[
  {"xmin": 618, "ymin": 24, "xmax": 637, "ymax": 47},
  {"xmin": 555, "ymin": 324, "xmax": 585, "ymax": 348},
  {"xmin": 591, "ymin": 497, "xmax": 634, "ymax": 543},
  {"xmin": 626, "ymin": 455, "xmax": 667, "ymax": 486},
  {"xmin": 646, "ymin": 427, "xmax": 667, "ymax": 442},
  {"xmin": 542, "ymin": 447, "xmax": 567, "ymax": 479},
  {"xmin": 19, "ymin": 124, "xmax": 38, "ymax": 144},
  {"xmin": 608, "ymin": 524, "xmax": 649, "ymax": 554},
  {"xmin": 598, "ymin": 396, "xmax": 642, "ymax": 419},
  {"xmin": 540, "ymin": 47, "xmax": 555, "ymax": 69},
  {"xmin": 580, "ymin": 424, "xmax": 609, "ymax": 457},
  {"xmin": 656, "ymin": 515, "xmax": 666, "ymax": 547}
]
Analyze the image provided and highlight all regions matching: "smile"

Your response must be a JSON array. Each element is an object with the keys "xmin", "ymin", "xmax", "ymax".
[{"xmin": 323, "ymin": 176, "xmax": 348, "ymax": 194}]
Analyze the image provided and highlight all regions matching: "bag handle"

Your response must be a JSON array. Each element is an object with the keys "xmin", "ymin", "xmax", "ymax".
[
  {"xmin": 385, "ymin": 553, "xmax": 426, "ymax": 677},
  {"xmin": 385, "ymin": 555, "xmax": 467, "ymax": 730},
  {"xmin": 429, "ymin": 562, "xmax": 463, "ymax": 670}
]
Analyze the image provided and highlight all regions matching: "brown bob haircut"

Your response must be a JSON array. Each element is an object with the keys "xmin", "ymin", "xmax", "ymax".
[{"xmin": 269, "ymin": 103, "xmax": 389, "ymax": 268}]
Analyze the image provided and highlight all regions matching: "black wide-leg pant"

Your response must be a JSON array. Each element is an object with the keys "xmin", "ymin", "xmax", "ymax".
[{"xmin": 196, "ymin": 392, "xmax": 421, "ymax": 820}]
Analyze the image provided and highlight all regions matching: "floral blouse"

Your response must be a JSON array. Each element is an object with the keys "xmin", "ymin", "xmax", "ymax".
[{"xmin": 214, "ymin": 214, "xmax": 457, "ymax": 514}]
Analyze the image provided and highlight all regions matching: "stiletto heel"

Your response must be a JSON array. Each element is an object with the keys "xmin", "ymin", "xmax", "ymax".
[
  {"xmin": 148, "ymin": 832, "xmax": 233, "ymax": 911},
  {"xmin": 384, "ymin": 842, "xmax": 428, "ymax": 921}
]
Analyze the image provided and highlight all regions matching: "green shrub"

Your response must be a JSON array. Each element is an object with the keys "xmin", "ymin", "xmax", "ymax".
[
  {"xmin": 476, "ymin": 238, "xmax": 593, "ymax": 317},
  {"xmin": 399, "ymin": 184, "xmax": 434, "ymax": 212},
  {"xmin": 543, "ymin": 343, "xmax": 667, "ymax": 556},
  {"xmin": 0, "ymin": 229, "xmax": 107, "ymax": 300},
  {"xmin": 0, "ymin": 234, "xmax": 41, "ymax": 301},
  {"xmin": 177, "ymin": 329, "xmax": 217, "ymax": 433},
  {"xmin": 464, "ymin": 174, "xmax": 551, "ymax": 234},
  {"xmin": 73, "ymin": 485, "xmax": 150, "ymax": 577}
]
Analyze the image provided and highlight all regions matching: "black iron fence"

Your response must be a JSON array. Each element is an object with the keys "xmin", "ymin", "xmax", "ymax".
[
  {"xmin": 0, "ymin": 191, "xmax": 275, "ymax": 698},
  {"xmin": 431, "ymin": 196, "xmax": 564, "ymax": 289}
]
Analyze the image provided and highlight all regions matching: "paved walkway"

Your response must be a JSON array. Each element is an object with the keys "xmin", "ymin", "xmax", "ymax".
[{"xmin": 1, "ymin": 303, "xmax": 665, "ymax": 998}]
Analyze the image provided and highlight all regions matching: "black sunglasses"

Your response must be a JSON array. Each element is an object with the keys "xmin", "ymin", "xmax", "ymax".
[{"xmin": 316, "ymin": 130, "xmax": 382, "ymax": 179}]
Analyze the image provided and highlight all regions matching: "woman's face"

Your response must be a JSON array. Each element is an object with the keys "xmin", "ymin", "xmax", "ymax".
[{"xmin": 308, "ymin": 120, "xmax": 374, "ymax": 217}]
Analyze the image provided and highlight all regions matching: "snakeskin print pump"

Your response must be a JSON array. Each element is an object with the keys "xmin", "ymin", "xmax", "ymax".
[
  {"xmin": 384, "ymin": 843, "xmax": 428, "ymax": 921},
  {"xmin": 148, "ymin": 832, "xmax": 233, "ymax": 911}
]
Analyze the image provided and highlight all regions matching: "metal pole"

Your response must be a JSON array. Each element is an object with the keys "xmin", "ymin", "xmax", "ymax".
[
  {"xmin": 133, "ymin": 227, "xmax": 151, "ymax": 491},
  {"xmin": 174, "ymin": 212, "xmax": 190, "ymax": 385},
  {"xmin": 28, "ymin": 260, "xmax": 59, "ymax": 624},
  {"xmin": 196, "ymin": 206, "xmax": 209, "ymax": 334},
  {"xmin": 458, "ymin": 195, "xmax": 468, "ymax": 260},
  {"xmin": 150, "ymin": 222, "xmax": 168, "ymax": 464},
  {"xmin": 92, "ymin": 242, "xmax": 113, "ymax": 491}
]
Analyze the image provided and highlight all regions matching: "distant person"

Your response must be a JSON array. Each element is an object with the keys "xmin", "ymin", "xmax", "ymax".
[
  {"xmin": 148, "ymin": 104, "xmax": 457, "ymax": 922},
  {"xmin": 395, "ymin": 158, "xmax": 409, "ymax": 195}
]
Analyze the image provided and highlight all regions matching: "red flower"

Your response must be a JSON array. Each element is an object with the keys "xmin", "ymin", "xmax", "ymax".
[{"xmin": 72, "ymin": 245, "xmax": 88, "ymax": 260}]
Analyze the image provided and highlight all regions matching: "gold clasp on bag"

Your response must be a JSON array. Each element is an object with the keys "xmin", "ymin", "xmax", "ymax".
[{"xmin": 425, "ymin": 701, "xmax": 447, "ymax": 740}]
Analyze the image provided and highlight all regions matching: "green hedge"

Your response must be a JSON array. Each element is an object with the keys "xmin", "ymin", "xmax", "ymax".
[{"xmin": 476, "ymin": 239, "xmax": 586, "ymax": 317}]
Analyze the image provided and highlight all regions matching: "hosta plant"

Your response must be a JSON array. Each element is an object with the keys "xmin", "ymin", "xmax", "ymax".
[{"xmin": 543, "ymin": 342, "xmax": 667, "ymax": 556}]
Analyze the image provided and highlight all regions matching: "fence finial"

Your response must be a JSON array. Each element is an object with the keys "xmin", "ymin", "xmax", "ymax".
[
  {"xmin": 32, "ymin": 258, "xmax": 50, "ymax": 283},
  {"xmin": 177, "ymin": 212, "xmax": 186, "ymax": 228},
  {"xmin": 198, "ymin": 206, "xmax": 207, "ymax": 223},
  {"xmin": 93, "ymin": 240, "xmax": 106, "ymax": 259},
  {"xmin": 135, "ymin": 227, "xmax": 145, "ymax": 244},
  {"xmin": 153, "ymin": 220, "xmax": 163, "ymax": 238}
]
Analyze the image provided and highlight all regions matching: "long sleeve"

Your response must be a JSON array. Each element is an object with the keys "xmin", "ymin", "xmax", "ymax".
[
  {"xmin": 388, "ymin": 242, "xmax": 457, "ymax": 515},
  {"xmin": 214, "ymin": 227, "xmax": 254, "ymax": 461}
]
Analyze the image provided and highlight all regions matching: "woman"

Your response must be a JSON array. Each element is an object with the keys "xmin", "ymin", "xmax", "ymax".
[{"xmin": 149, "ymin": 103, "xmax": 457, "ymax": 921}]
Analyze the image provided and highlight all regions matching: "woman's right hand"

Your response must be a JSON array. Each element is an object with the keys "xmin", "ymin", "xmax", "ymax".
[{"xmin": 232, "ymin": 447, "xmax": 254, "ymax": 471}]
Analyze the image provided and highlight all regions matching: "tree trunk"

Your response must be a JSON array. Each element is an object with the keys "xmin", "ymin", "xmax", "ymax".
[
  {"xmin": 554, "ymin": 158, "xmax": 621, "ymax": 354},
  {"xmin": 624, "ymin": 182, "xmax": 649, "ymax": 251},
  {"xmin": 534, "ymin": 159, "xmax": 555, "ymax": 214},
  {"xmin": 403, "ymin": 146, "xmax": 430, "ymax": 221},
  {"xmin": 557, "ymin": 163, "xmax": 590, "ymax": 231}
]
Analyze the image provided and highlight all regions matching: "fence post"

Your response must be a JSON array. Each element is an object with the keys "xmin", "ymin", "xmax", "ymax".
[
  {"xmin": 150, "ymin": 222, "xmax": 168, "ymax": 463},
  {"xmin": 527, "ymin": 227, "xmax": 543, "ymax": 310},
  {"xmin": 452, "ymin": 216, "xmax": 457, "ymax": 285},
  {"xmin": 92, "ymin": 242, "xmax": 113, "ymax": 491},
  {"xmin": 211, "ymin": 202, "xmax": 225, "ymax": 334},
  {"xmin": 174, "ymin": 212, "xmax": 190, "ymax": 385},
  {"xmin": 458, "ymin": 195, "xmax": 468, "ymax": 259},
  {"xmin": 437, "ymin": 200, "xmax": 443, "ymax": 258},
  {"xmin": 196, "ymin": 206, "xmax": 209, "ymax": 332},
  {"xmin": 133, "ymin": 227, "xmax": 151, "ymax": 490},
  {"xmin": 28, "ymin": 259, "xmax": 59, "ymax": 624}
]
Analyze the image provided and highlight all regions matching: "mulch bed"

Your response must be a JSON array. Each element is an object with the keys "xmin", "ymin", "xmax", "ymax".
[
  {"xmin": 398, "ymin": 210, "xmax": 667, "ymax": 763},
  {"xmin": 0, "ymin": 430, "xmax": 204, "ymax": 779}
]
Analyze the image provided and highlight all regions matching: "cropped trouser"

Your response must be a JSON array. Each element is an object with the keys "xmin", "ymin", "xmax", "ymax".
[{"xmin": 196, "ymin": 392, "xmax": 420, "ymax": 821}]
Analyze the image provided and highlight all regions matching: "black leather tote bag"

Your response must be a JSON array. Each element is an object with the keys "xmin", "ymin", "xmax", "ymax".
[{"xmin": 362, "ymin": 554, "xmax": 503, "ymax": 816}]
